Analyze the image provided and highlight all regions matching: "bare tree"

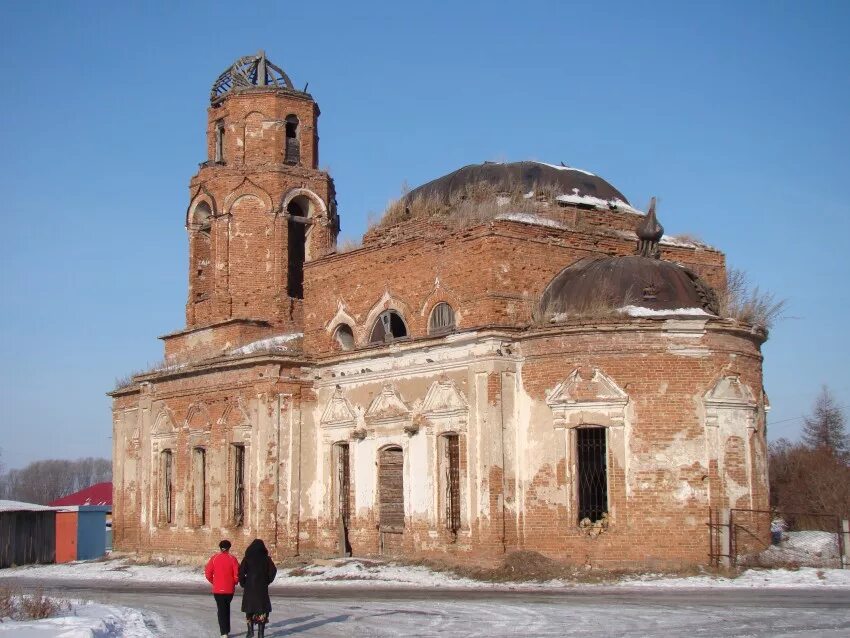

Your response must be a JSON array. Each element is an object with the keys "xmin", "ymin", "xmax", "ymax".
[
  {"xmin": 802, "ymin": 386, "xmax": 848, "ymax": 457},
  {"xmin": 0, "ymin": 457, "xmax": 111, "ymax": 505}
]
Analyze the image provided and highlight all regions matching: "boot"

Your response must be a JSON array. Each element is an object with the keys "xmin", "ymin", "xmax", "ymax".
[
  {"xmin": 257, "ymin": 623, "xmax": 265, "ymax": 638},
  {"xmin": 246, "ymin": 621, "xmax": 254, "ymax": 638}
]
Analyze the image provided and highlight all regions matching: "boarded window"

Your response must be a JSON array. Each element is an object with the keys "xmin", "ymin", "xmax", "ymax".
[
  {"xmin": 369, "ymin": 311, "xmax": 407, "ymax": 344},
  {"xmin": 334, "ymin": 324, "xmax": 354, "ymax": 350},
  {"xmin": 192, "ymin": 447, "xmax": 206, "ymax": 527},
  {"xmin": 233, "ymin": 444, "xmax": 245, "ymax": 526},
  {"xmin": 429, "ymin": 302, "xmax": 456, "ymax": 334},
  {"xmin": 378, "ymin": 446, "xmax": 404, "ymax": 530},
  {"xmin": 284, "ymin": 115, "xmax": 300, "ymax": 165},
  {"xmin": 444, "ymin": 434, "xmax": 461, "ymax": 533},
  {"xmin": 161, "ymin": 450, "xmax": 173, "ymax": 525},
  {"xmin": 577, "ymin": 427, "xmax": 608, "ymax": 523}
]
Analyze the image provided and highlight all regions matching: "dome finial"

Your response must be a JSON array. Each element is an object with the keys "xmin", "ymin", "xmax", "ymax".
[{"xmin": 636, "ymin": 196, "xmax": 664, "ymax": 258}]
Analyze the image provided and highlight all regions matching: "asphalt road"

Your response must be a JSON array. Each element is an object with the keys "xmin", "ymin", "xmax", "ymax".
[{"xmin": 8, "ymin": 578, "xmax": 850, "ymax": 637}]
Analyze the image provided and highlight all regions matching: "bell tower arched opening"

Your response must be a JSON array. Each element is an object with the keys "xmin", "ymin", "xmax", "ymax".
[{"xmin": 287, "ymin": 198, "xmax": 308, "ymax": 299}]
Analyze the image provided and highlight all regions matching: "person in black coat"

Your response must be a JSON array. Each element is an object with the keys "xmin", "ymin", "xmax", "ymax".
[{"xmin": 239, "ymin": 538, "xmax": 277, "ymax": 638}]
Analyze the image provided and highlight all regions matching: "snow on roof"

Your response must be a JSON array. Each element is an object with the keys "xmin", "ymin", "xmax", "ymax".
[
  {"xmin": 49, "ymin": 482, "xmax": 112, "ymax": 507},
  {"xmin": 495, "ymin": 212, "xmax": 568, "ymax": 230},
  {"xmin": 229, "ymin": 333, "xmax": 303, "ymax": 356},
  {"xmin": 555, "ymin": 193, "xmax": 643, "ymax": 215},
  {"xmin": 618, "ymin": 305, "xmax": 714, "ymax": 318},
  {"xmin": 0, "ymin": 499, "xmax": 55, "ymax": 512},
  {"xmin": 531, "ymin": 161, "xmax": 596, "ymax": 177}
]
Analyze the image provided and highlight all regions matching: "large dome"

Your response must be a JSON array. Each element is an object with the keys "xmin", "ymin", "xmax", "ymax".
[
  {"xmin": 404, "ymin": 161, "xmax": 629, "ymax": 205},
  {"xmin": 539, "ymin": 255, "xmax": 719, "ymax": 318}
]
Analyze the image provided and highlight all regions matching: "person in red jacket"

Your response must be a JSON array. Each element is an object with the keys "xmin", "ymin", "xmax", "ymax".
[{"xmin": 205, "ymin": 539, "xmax": 240, "ymax": 637}]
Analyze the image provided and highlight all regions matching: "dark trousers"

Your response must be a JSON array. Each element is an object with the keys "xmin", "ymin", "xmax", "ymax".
[{"xmin": 213, "ymin": 593, "xmax": 234, "ymax": 635}]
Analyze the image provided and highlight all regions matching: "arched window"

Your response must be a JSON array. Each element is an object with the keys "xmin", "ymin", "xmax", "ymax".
[
  {"xmin": 214, "ymin": 120, "xmax": 225, "ymax": 163},
  {"xmin": 369, "ymin": 310, "xmax": 408, "ymax": 344},
  {"xmin": 286, "ymin": 198, "xmax": 307, "ymax": 299},
  {"xmin": 160, "ymin": 449, "xmax": 173, "ymax": 525},
  {"xmin": 428, "ymin": 302, "xmax": 456, "ymax": 334},
  {"xmin": 192, "ymin": 203, "xmax": 213, "ymax": 301},
  {"xmin": 334, "ymin": 324, "xmax": 354, "ymax": 350},
  {"xmin": 192, "ymin": 447, "xmax": 206, "ymax": 527},
  {"xmin": 284, "ymin": 115, "xmax": 300, "ymax": 165}
]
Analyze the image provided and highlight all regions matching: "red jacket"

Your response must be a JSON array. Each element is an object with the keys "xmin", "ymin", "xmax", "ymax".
[{"xmin": 205, "ymin": 551, "xmax": 240, "ymax": 594}]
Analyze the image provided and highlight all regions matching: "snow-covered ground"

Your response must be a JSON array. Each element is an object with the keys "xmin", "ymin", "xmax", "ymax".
[
  {"xmin": 0, "ymin": 598, "xmax": 158, "ymax": 637},
  {"xmin": 3, "ymin": 555, "xmax": 849, "ymax": 591}
]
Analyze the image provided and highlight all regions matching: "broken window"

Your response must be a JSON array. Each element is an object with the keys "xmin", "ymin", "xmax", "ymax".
[
  {"xmin": 284, "ymin": 115, "xmax": 300, "ymax": 165},
  {"xmin": 378, "ymin": 446, "xmax": 404, "ymax": 530},
  {"xmin": 160, "ymin": 449, "xmax": 173, "ymax": 525},
  {"xmin": 428, "ymin": 302, "xmax": 456, "ymax": 334},
  {"xmin": 192, "ymin": 447, "xmax": 206, "ymax": 527},
  {"xmin": 233, "ymin": 444, "xmax": 245, "ymax": 527},
  {"xmin": 369, "ymin": 310, "xmax": 408, "ymax": 344},
  {"xmin": 443, "ymin": 434, "xmax": 461, "ymax": 534},
  {"xmin": 577, "ymin": 427, "xmax": 608, "ymax": 523},
  {"xmin": 334, "ymin": 324, "xmax": 354, "ymax": 350},
  {"xmin": 287, "ymin": 200, "xmax": 307, "ymax": 299},
  {"xmin": 215, "ymin": 121, "xmax": 225, "ymax": 163}
]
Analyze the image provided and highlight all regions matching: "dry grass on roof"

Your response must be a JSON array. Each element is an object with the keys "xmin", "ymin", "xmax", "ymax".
[
  {"xmin": 378, "ymin": 181, "xmax": 562, "ymax": 231},
  {"xmin": 717, "ymin": 267, "xmax": 786, "ymax": 330}
]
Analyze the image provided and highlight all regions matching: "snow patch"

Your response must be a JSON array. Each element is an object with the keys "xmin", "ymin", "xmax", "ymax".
[
  {"xmin": 229, "ymin": 333, "xmax": 303, "ymax": 355},
  {"xmin": 495, "ymin": 212, "xmax": 567, "ymax": 230},
  {"xmin": 0, "ymin": 599, "xmax": 158, "ymax": 637},
  {"xmin": 619, "ymin": 306, "xmax": 713, "ymax": 317},
  {"xmin": 532, "ymin": 161, "xmax": 596, "ymax": 177},
  {"xmin": 555, "ymin": 193, "xmax": 642, "ymax": 215}
]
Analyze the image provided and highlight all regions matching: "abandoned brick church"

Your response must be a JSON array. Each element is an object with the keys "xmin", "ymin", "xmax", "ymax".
[{"xmin": 110, "ymin": 52, "xmax": 769, "ymax": 566}]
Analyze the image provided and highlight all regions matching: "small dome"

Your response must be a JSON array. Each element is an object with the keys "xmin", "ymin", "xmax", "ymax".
[
  {"xmin": 405, "ymin": 161, "xmax": 629, "ymax": 205},
  {"xmin": 539, "ymin": 255, "xmax": 719, "ymax": 318},
  {"xmin": 211, "ymin": 51, "xmax": 299, "ymax": 104}
]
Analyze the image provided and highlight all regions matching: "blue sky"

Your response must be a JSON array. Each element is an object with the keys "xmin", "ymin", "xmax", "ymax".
[{"xmin": 0, "ymin": 1, "xmax": 847, "ymax": 468}]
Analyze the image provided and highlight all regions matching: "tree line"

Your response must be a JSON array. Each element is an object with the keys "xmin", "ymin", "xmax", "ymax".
[
  {"xmin": 769, "ymin": 385, "xmax": 850, "ymax": 518},
  {"xmin": 0, "ymin": 456, "xmax": 111, "ymax": 505}
]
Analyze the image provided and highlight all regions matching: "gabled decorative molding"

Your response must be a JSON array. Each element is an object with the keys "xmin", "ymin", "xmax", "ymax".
[
  {"xmin": 704, "ymin": 375, "xmax": 758, "ymax": 432},
  {"xmin": 325, "ymin": 301, "xmax": 356, "ymax": 334},
  {"xmin": 546, "ymin": 368, "xmax": 628, "ymax": 429},
  {"xmin": 186, "ymin": 402, "xmax": 213, "ymax": 431},
  {"xmin": 421, "ymin": 378, "xmax": 468, "ymax": 419},
  {"xmin": 320, "ymin": 388, "xmax": 357, "ymax": 428},
  {"xmin": 220, "ymin": 397, "xmax": 252, "ymax": 428},
  {"xmin": 151, "ymin": 406, "xmax": 178, "ymax": 439},
  {"xmin": 364, "ymin": 383, "xmax": 411, "ymax": 424},
  {"xmin": 704, "ymin": 376, "xmax": 756, "ymax": 409}
]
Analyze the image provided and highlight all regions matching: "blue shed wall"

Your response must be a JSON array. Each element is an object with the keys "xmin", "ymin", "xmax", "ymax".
[{"xmin": 75, "ymin": 508, "xmax": 107, "ymax": 560}]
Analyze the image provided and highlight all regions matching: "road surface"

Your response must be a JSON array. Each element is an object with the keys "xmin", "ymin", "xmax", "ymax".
[{"xmin": 8, "ymin": 578, "xmax": 850, "ymax": 637}]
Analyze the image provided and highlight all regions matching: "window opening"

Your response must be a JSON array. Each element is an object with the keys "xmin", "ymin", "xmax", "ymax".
[
  {"xmin": 161, "ymin": 450, "xmax": 173, "ymax": 525},
  {"xmin": 335, "ymin": 442, "xmax": 352, "ymax": 556},
  {"xmin": 284, "ymin": 115, "xmax": 300, "ymax": 165},
  {"xmin": 429, "ymin": 302, "xmax": 456, "ymax": 334},
  {"xmin": 334, "ymin": 324, "xmax": 354, "ymax": 350},
  {"xmin": 192, "ymin": 447, "xmax": 206, "ymax": 526},
  {"xmin": 233, "ymin": 444, "xmax": 245, "ymax": 526},
  {"xmin": 445, "ymin": 434, "xmax": 461, "ymax": 533},
  {"xmin": 378, "ymin": 446, "xmax": 404, "ymax": 529},
  {"xmin": 577, "ymin": 427, "xmax": 608, "ymax": 523},
  {"xmin": 369, "ymin": 310, "xmax": 408, "ymax": 344},
  {"xmin": 193, "ymin": 203, "xmax": 213, "ymax": 301},
  {"xmin": 287, "ymin": 200, "xmax": 307, "ymax": 299},
  {"xmin": 215, "ymin": 121, "xmax": 225, "ymax": 163}
]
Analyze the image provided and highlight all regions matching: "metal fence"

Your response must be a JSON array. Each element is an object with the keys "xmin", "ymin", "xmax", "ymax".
[{"xmin": 711, "ymin": 507, "xmax": 846, "ymax": 569}]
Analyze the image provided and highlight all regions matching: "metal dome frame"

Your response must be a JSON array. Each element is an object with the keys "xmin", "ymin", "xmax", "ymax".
[{"xmin": 211, "ymin": 50, "xmax": 295, "ymax": 104}]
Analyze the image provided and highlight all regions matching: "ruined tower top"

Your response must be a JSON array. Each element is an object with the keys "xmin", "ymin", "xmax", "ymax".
[{"xmin": 210, "ymin": 51, "xmax": 307, "ymax": 105}]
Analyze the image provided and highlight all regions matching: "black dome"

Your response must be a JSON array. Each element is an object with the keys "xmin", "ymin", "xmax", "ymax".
[
  {"xmin": 405, "ymin": 161, "xmax": 629, "ymax": 205},
  {"xmin": 539, "ymin": 255, "xmax": 719, "ymax": 318}
]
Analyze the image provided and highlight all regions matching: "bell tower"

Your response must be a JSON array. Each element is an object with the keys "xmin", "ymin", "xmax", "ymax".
[{"xmin": 184, "ymin": 51, "xmax": 338, "ymax": 333}]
